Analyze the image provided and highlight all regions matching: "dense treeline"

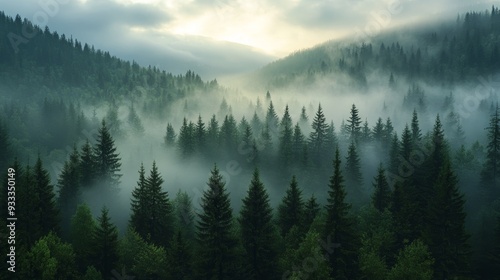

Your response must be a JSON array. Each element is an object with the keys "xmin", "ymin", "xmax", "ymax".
[
  {"xmin": 1, "ymin": 97, "xmax": 500, "ymax": 279},
  {"xmin": 0, "ymin": 12, "xmax": 219, "ymax": 107},
  {"xmin": 258, "ymin": 7, "xmax": 500, "ymax": 88}
]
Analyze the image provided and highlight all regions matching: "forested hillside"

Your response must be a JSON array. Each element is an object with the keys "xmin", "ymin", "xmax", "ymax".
[
  {"xmin": 0, "ymin": 6, "xmax": 500, "ymax": 280},
  {"xmin": 255, "ymin": 7, "xmax": 500, "ymax": 89}
]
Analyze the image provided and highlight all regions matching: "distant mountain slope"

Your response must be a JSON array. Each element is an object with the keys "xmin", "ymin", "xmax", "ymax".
[
  {"xmin": 253, "ymin": 7, "xmax": 500, "ymax": 89},
  {"xmin": 0, "ymin": 12, "xmax": 219, "ymax": 105}
]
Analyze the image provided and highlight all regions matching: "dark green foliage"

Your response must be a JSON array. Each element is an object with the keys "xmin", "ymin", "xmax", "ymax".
[
  {"xmin": 304, "ymin": 194, "xmax": 321, "ymax": 230},
  {"xmin": 481, "ymin": 104, "xmax": 500, "ymax": 196},
  {"xmin": 425, "ymin": 160, "xmax": 471, "ymax": 279},
  {"xmin": 79, "ymin": 139, "xmax": 96, "ymax": 188},
  {"xmin": 178, "ymin": 118, "xmax": 195, "ymax": 158},
  {"xmin": 347, "ymin": 104, "xmax": 362, "ymax": 143},
  {"xmin": 57, "ymin": 145, "xmax": 81, "ymax": 237},
  {"xmin": 239, "ymin": 169, "xmax": 279, "ymax": 279},
  {"xmin": 70, "ymin": 203, "xmax": 96, "ymax": 274},
  {"xmin": 411, "ymin": 109, "xmax": 422, "ymax": 143},
  {"xmin": 324, "ymin": 147, "xmax": 360, "ymax": 280},
  {"xmin": 173, "ymin": 190, "xmax": 196, "ymax": 242},
  {"xmin": 164, "ymin": 123, "xmax": 177, "ymax": 148},
  {"xmin": 33, "ymin": 156, "xmax": 60, "ymax": 238},
  {"xmin": 309, "ymin": 104, "xmax": 329, "ymax": 168},
  {"xmin": 195, "ymin": 115, "xmax": 206, "ymax": 153},
  {"xmin": 220, "ymin": 114, "xmax": 239, "ymax": 153},
  {"xmin": 21, "ymin": 232, "xmax": 78, "ymax": 280},
  {"xmin": 196, "ymin": 165, "xmax": 240, "ymax": 279},
  {"xmin": 372, "ymin": 163, "xmax": 391, "ymax": 211},
  {"xmin": 0, "ymin": 120, "xmax": 11, "ymax": 172},
  {"xmin": 279, "ymin": 105, "xmax": 293, "ymax": 170},
  {"xmin": 167, "ymin": 231, "xmax": 194, "ymax": 280},
  {"xmin": 345, "ymin": 141, "xmax": 364, "ymax": 205},
  {"xmin": 278, "ymin": 176, "xmax": 305, "ymax": 237},
  {"xmin": 92, "ymin": 207, "xmax": 119, "ymax": 279},
  {"xmin": 93, "ymin": 119, "xmax": 122, "ymax": 189},
  {"xmin": 387, "ymin": 240, "xmax": 434, "ymax": 280},
  {"xmin": 130, "ymin": 162, "xmax": 173, "ymax": 247},
  {"xmin": 265, "ymin": 101, "xmax": 279, "ymax": 137}
]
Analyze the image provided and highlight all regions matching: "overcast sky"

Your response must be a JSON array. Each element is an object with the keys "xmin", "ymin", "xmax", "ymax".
[{"xmin": 1, "ymin": 0, "xmax": 496, "ymax": 79}]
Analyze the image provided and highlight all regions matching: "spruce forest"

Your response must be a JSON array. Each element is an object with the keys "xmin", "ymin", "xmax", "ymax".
[{"xmin": 1, "ymin": 3, "xmax": 500, "ymax": 280}]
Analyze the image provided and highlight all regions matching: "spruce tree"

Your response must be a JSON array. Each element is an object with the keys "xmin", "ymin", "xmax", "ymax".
[
  {"xmin": 196, "ymin": 165, "xmax": 239, "ymax": 279},
  {"xmin": 168, "ymin": 231, "xmax": 193, "ymax": 280},
  {"xmin": 278, "ymin": 175, "xmax": 305, "ymax": 237},
  {"xmin": 33, "ymin": 156, "xmax": 59, "ymax": 237},
  {"xmin": 93, "ymin": 119, "xmax": 122, "ymax": 189},
  {"xmin": 372, "ymin": 117, "xmax": 385, "ymax": 145},
  {"xmin": 481, "ymin": 104, "xmax": 500, "ymax": 195},
  {"xmin": 299, "ymin": 106, "xmax": 309, "ymax": 130},
  {"xmin": 265, "ymin": 101, "xmax": 279, "ymax": 138},
  {"xmin": 239, "ymin": 169, "xmax": 279, "ymax": 279},
  {"xmin": 127, "ymin": 104, "xmax": 144, "ymax": 136},
  {"xmin": 304, "ymin": 194, "xmax": 321, "ymax": 230},
  {"xmin": 345, "ymin": 141, "xmax": 364, "ymax": 205},
  {"xmin": 195, "ymin": 115, "xmax": 206, "ymax": 152},
  {"xmin": 79, "ymin": 139, "xmax": 96, "ymax": 188},
  {"xmin": 426, "ymin": 160, "xmax": 470, "ymax": 279},
  {"xmin": 360, "ymin": 119, "xmax": 372, "ymax": 143},
  {"xmin": 347, "ymin": 104, "xmax": 362, "ymax": 143},
  {"xmin": 411, "ymin": 109, "xmax": 422, "ymax": 144},
  {"xmin": 324, "ymin": 147, "xmax": 360, "ymax": 280},
  {"xmin": 57, "ymin": 145, "xmax": 82, "ymax": 237},
  {"xmin": 164, "ymin": 123, "xmax": 176, "ymax": 148},
  {"xmin": 173, "ymin": 190, "xmax": 196, "ymax": 242},
  {"xmin": 279, "ymin": 105, "xmax": 293, "ymax": 170},
  {"xmin": 206, "ymin": 114, "xmax": 220, "ymax": 155},
  {"xmin": 372, "ymin": 163, "xmax": 391, "ymax": 211},
  {"xmin": 292, "ymin": 123, "xmax": 305, "ymax": 165},
  {"xmin": 220, "ymin": 114, "xmax": 239, "ymax": 153},
  {"xmin": 92, "ymin": 207, "xmax": 119, "ymax": 280},
  {"xmin": 131, "ymin": 162, "xmax": 173, "ymax": 247},
  {"xmin": 251, "ymin": 111, "xmax": 262, "ymax": 135},
  {"xmin": 178, "ymin": 118, "xmax": 195, "ymax": 158},
  {"xmin": 309, "ymin": 104, "xmax": 329, "ymax": 167}
]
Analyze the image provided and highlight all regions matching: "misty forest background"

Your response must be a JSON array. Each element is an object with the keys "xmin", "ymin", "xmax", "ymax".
[{"xmin": 1, "ymin": 6, "xmax": 500, "ymax": 280}]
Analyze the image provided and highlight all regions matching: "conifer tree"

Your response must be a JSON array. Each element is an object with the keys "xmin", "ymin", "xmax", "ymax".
[
  {"xmin": 206, "ymin": 114, "xmax": 220, "ymax": 154},
  {"xmin": 173, "ymin": 190, "xmax": 196, "ymax": 242},
  {"xmin": 92, "ymin": 207, "xmax": 119, "ymax": 280},
  {"xmin": 345, "ymin": 141, "xmax": 364, "ymax": 205},
  {"xmin": 347, "ymin": 104, "xmax": 362, "ymax": 143},
  {"xmin": 33, "ymin": 156, "xmax": 59, "ymax": 237},
  {"xmin": 80, "ymin": 139, "xmax": 96, "ymax": 188},
  {"xmin": 425, "ymin": 160, "xmax": 470, "ymax": 279},
  {"xmin": 220, "ymin": 114, "xmax": 239, "ymax": 152},
  {"xmin": 239, "ymin": 169, "xmax": 279, "ymax": 279},
  {"xmin": 324, "ymin": 147, "xmax": 360, "ymax": 280},
  {"xmin": 292, "ymin": 123, "xmax": 305, "ymax": 165},
  {"xmin": 57, "ymin": 145, "xmax": 81, "ymax": 237},
  {"xmin": 196, "ymin": 165, "xmax": 239, "ymax": 279},
  {"xmin": 372, "ymin": 163, "xmax": 391, "ymax": 211},
  {"xmin": 178, "ymin": 118, "xmax": 195, "ymax": 158},
  {"xmin": 278, "ymin": 175, "xmax": 305, "ymax": 237},
  {"xmin": 304, "ymin": 194, "xmax": 321, "ymax": 230},
  {"xmin": 195, "ymin": 115, "xmax": 206, "ymax": 152},
  {"xmin": 309, "ymin": 104, "xmax": 329, "ymax": 167},
  {"xmin": 372, "ymin": 117, "xmax": 385, "ymax": 144},
  {"xmin": 360, "ymin": 119, "xmax": 371, "ymax": 143},
  {"xmin": 481, "ymin": 104, "xmax": 500, "ymax": 195},
  {"xmin": 164, "ymin": 123, "xmax": 177, "ymax": 148},
  {"xmin": 130, "ymin": 162, "xmax": 173, "ymax": 247},
  {"xmin": 251, "ymin": 111, "xmax": 262, "ymax": 134},
  {"xmin": 411, "ymin": 109, "xmax": 422, "ymax": 144},
  {"xmin": 266, "ymin": 101, "xmax": 279, "ymax": 138},
  {"xmin": 299, "ymin": 106, "xmax": 309, "ymax": 130},
  {"xmin": 279, "ymin": 105, "xmax": 293, "ymax": 169},
  {"xmin": 168, "ymin": 231, "xmax": 193, "ymax": 280},
  {"xmin": 93, "ymin": 119, "xmax": 122, "ymax": 189},
  {"xmin": 127, "ymin": 104, "xmax": 144, "ymax": 136}
]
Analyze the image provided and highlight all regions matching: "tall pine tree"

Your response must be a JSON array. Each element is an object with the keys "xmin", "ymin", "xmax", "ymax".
[{"xmin": 239, "ymin": 169, "xmax": 279, "ymax": 279}]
